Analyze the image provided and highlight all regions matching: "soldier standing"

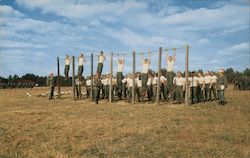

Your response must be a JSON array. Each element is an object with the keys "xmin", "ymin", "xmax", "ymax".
[
  {"xmin": 217, "ymin": 69, "xmax": 228, "ymax": 105},
  {"xmin": 210, "ymin": 72, "xmax": 218, "ymax": 100},
  {"xmin": 48, "ymin": 73, "xmax": 56, "ymax": 100},
  {"xmin": 173, "ymin": 71, "xmax": 185, "ymax": 104},
  {"xmin": 189, "ymin": 71, "xmax": 199, "ymax": 104},
  {"xmin": 197, "ymin": 72, "xmax": 205, "ymax": 103},
  {"xmin": 93, "ymin": 73, "xmax": 102, "ymax": 104}
]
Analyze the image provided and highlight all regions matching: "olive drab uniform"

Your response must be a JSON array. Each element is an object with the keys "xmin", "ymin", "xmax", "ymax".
[
  {"xmin": 93, "ymin": 77, "xmax": 102, "ymax": 104},
  {"xmin": 217, "ymin": 74, "xmax": 228, "ymax": 105},
  {"xmin": 48, "ymin": 76, "xmax": 56, "ymax": 100}
]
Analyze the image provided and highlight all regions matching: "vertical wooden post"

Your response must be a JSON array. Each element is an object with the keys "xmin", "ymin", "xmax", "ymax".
[
  {"xmin": 132, "ymin": 51, "xmax": 136, "ymax": 104},
  {"xmin": 72, "ymin": 56, "xmax": 76, "ymax": 100},
  {"xmin": 57, "ymin": 56, "xmax": 61, "ymax": 99},
  {"xmin": 109, "ymin": 52, "xmax": 113, "ymax": 103},
  {"xmin": 91, "ymin": 53, "xmax": 93, "ymax": 101},
  {"xmin": 156, "ymin": 47, "xmax": 162, "ymax": 105},
  {"xmin": 185, "ymin": 44, "xmax": 189, "ymax": 106}
]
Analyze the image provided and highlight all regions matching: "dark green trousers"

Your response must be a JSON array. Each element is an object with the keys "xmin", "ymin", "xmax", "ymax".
[
  {"xmin": 64, "ymin": 65, "xmax": 70, "ymax": 78},
  {"xmin": 92, "ymin": 87, "xmax": 100, "ymax": 103},
  {"xmin": 190, "ymin": 86, "xmax": 198, "ymax": 104},
  {"xmin": 97, "ymin": 63, "xmax": 103, "ymax": 75},
  {"xmin": 167, "ymin": 71, "xmax": 174, "ymax": 87},
  {"xmin": 205, "ymin": 84, "xmax": 210, "ymax": 101},
  {"xmin": 78, "ymin": 65, "xmax": 83, "ymax": 77},
  {"xmin": 210, "ymin": 83, "xmax": 217, "ymax": 100},
  {"xmin": 117, "ymin": 72, "xmax": 123, "ymax": 99},
  {"xmin": 176, "ymin": 86, "xmax": 183, "ymax": 103},
  {"xmin": 197, "ymin": 84, "xmax": 204, "ymax": 102}
]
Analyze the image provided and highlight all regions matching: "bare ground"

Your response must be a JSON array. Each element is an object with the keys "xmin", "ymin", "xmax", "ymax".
[{"xmin": 0, "ymin": 86, "xmax": 249, "ymax": 158}]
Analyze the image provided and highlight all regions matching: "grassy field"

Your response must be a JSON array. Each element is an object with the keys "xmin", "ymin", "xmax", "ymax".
[{"xmin": 0, "ymin": 86, "xmax": 249, "ymax": 158}]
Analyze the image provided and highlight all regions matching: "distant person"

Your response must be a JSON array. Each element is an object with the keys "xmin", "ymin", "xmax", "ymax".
[
  {"xmin": 189, "ymin": 71, "xmax": 199, "ymax": 104},
  {"xmin": 117, "ymin": 56, "xmax": 125, "ymax": 100},
  {"xmin": 210, "ymin": 72, "xmax": 218, "ymax": 100},
  {"xmin": 93, "ymin": 73, "xmax": 102, "ymax": 104},
  {"xmin": 217, "ymin": 69, "xmax": 228, "ymax": 105},
  {"xmin": 197, "ymin": 72, "xmax": 205, "ymax": 103},
  {"xmin": 64, "ymin": 55, "xmax": 70, "ymax": 79},
  {"xmin": 140, "ymin": 53, "xmax": 151, "ymax": 100},
  {"xmin": 78, "ymin": 53, "xmax": 86, "ymax": 78},
  {"xmin": 166, "ymin": 49, "xmax": 176, "ymax": 88},
  {"xmin": 47, "ymin": 73, "xmax": 56, "ymax": 100},
  {"xmin": 204, "ymin": 71, "xmax": 212, "ymax": 101},
  {"xmin": 97, "ymin": 51, "xmax": 106, "ymax": 76},
  {"xmin": 173, "ymin": 71, "xmax": 185, "ymax": 104}
]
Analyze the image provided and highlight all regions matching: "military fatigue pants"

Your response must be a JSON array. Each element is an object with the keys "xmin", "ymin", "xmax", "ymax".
[
  {"xmin": 78, "ymin": 65, "xmax": 83, "ymax": 77},
  {"xmin": 205, "ymin": 84, "xmax": 210, "ymax": 101},
  {"xmin": 176, "ymin": 86, "xmax": 183, "ymax": 104},
  {"xmin": 190, "ymin": 86, "xmax": 198, "ymax": 104},
  {"xmin": 122, "ymin": 83, "xmax": 127, "ymax": 98},
  {"xmin": 92, "ymin": 87, "xmax": 100, "ymax": 103},
  {"xmin": 167, "ymin": 71, "xmax": 174, "ymax": 88},
  {"xmin": 97, "ymin": 63, "xmax": 103, "ymax": 75},
  {"xmin": 116, "ymin": 72, "xmax": 123, "ymax": 99},
  {"xmin": 197, "ymin": 84, "xmax": 204, "ymax": 102},
  {"xmin": 64, "ymin": 65, "xmax": 70, "ymax": 78},
  {"xmin": 147, "ymin": 85, "xmax": 152, "ymax": 101},
  {"xmin": 218, "ymin": 90, "xmax": 225, "ymax": 104},
  {"xmin": 210, "ymin": 83, "xmax": 217, "ymax": 100},
  {"xmin": 152, "ymin": 84, "xmax": 157, "ymax": 101},
  {"xmin": 49, "ymin": 87, "xmax": 55, "ymax": 99}
]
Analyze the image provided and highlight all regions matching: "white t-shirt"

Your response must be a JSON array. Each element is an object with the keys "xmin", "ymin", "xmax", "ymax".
[
  {"xmin": 136, "ymin": 78, "xmax": 142, "ymax": 87},
  {"xmin": 173, "ymin": 77, "xmax": 185, "ymax": 86},
  {"xmin": 160, "ymin": 76, "xmax": 167, "ymax": 82},
  {"xmin": 197, "ymin": 76, "xmax": 205, "ymax": 85},
  {"xmin": 112, "ymin": 78, "xmax": 117, "ymax": 85},
  {"xmin": 147, "ymin": 78, "xmax": 152, "ymax": 86},
  {"xmin": 98, "ymin": 55, "xmax": 105, "ymax": 63},
  {"xmin": 204, "ymin": 75, "xmax": 212, "ymax": 84},
  {"xmin": 127, "ymin": 78, "xmax": 133, "ymax": 87},
  {"xmin": 167, "ymin": 59, "xmax": 174, "ymax": 72},
  {"xmin": 86, "ymin": 79, "xmax": 91, "ymax": 86},
  {"xmin": 142, "ymin": 62, "xmax": 150, "ymax": 73},
  {"xmin": 117, "ymin": 63, "xmax": 124, "ymax": 72},
  {"xmin": 65, "ymin": 58, "xmax": 70, "ymax": 65},
  {"xmin": 189, "ymin": 76, "xmax": 199, "ymax": 87},
  {"xmin": 152, "ymin": 77, "xmax": 159, "ymax": 85},
  {"xmin": 101, "ymin": 78, "xmax": 108, "ymax": 86},
  {"xmin": 122, "ymin": 78, "xmax": 127, "ymax": 84},
  {"xmin": 79, "ymin": 57, "xmax": 84, "ymax": 66},
  {"xmin": 211, "ymin": 75, "xmax": 217, "ymax": 83}
]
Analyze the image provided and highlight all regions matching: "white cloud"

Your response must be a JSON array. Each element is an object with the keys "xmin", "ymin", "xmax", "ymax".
[{"xmin": 218, "ymin": 42, "xmax": 250, "ymax": 56}]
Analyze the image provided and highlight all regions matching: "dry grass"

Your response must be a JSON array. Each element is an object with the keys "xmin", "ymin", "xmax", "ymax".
[{"xmin": 0, "ymin": 86, "xmax": 249, "ymax": 158}]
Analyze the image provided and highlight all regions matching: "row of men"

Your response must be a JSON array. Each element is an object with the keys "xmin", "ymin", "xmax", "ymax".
[
  {"xmin": 48, "ymin": 51, "xmax": 227, "ymax": 105},
  {"xmin": 233, "ymin": 77, "xmax": 250, "ymax": 90},
  {"xmin": 81, "ymin": 70, "xmax": 228, "ymax": 105},
  {"xmin": 0, "ymin": 82, "xmax": 34, "ymax": 89}
]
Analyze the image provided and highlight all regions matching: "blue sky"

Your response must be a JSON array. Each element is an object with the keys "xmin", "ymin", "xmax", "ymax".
[{"xmin": 0, "ymin": 0, "xmax": 249, "ymax": 77}]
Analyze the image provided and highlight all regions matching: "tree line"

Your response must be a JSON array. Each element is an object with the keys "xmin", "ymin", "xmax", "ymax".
[{"xmin": 0, "ymin": 68, "xmax": 249, "ymax": 87}]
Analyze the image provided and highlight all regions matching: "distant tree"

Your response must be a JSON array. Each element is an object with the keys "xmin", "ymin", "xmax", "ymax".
[{"xmin": 243, "ymin": 68, "xmax": 250, "ymax": 76}]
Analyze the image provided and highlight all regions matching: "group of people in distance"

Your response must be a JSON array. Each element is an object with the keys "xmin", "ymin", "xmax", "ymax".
[{"xmin": 48, "ymin": 51, "xmax": 228, "ymax": 105}]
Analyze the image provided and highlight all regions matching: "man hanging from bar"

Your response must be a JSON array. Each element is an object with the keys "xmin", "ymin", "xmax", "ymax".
[
  {"xmin": 64, "ymin": 55, "xmax": 70, "ymax": 80},
  {"xmin": 97, "ymin": 51, "xmax": 106, "ymax": 76},
  {"xmin": 166, "ymin": 48, "xmax": 176, "ymax": 99},
  {"xmin": 140, "ymin": 52, "xmax": 151, "ymax": 101},
  {"xmin": 116, "ymin": 56, "xmax": 125, "ymax": 100},
  {"xmin": 78, "ymin": 53, "xmax": 86, "ymax": 79}
]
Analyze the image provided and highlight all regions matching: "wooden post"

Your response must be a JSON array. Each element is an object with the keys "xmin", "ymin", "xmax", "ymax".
[
  {"xmin": 109, "ymin": 52, "xmax": 113, "ymax": 103},
  {"xmin": 72, "ymin": 56, "xmax": 76, "ymax": 100},
  {"xmin": 91, "ymin": 53, "xmax": 93, "ymax": 101},
  {"xmin": 132, "ymin": 51, "xmax": 136, "ymax": 104},
  {"xmin": 57, "ymin": 56, "xmax": 61, "ymax": 99},
  {"xmin": 156, "ymin": 47, "xmax": 162, "ymax": 105},
  {"xmin": 185, "ymin": 44, "xmax": 189, "ymax": 106}
]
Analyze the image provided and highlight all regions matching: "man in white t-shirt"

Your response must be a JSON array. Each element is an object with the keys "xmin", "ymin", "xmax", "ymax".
[
  {"xmin": 147, "ymin": 73, "xmax": 153, "ymax": 101},
  {"xmin": 189, "ymin": 71, "xmax": 199, "ymax": 104},
  {"xmin": 141, "ymin": 53, "xmax": 151, "ymax": 98},
  {"xmin": 78, "ymin": 53, "xmax": 86, "ymax": 78},
  {"xmin": 197, "ymin": 72, "xmax": 205, "ymax": 102},
  {"xmin": 166, "ymin": 49, "xmax": 176, "ymax": 88},
  {"xmin": 122, "ymin": 76, "xmax": 128, "ymax": 99},
  {"xmin": 64, "ymin": 55, "xmax": 70, "ymax": 79},
  {"xmin": 160, "ymin": 74, "xmax": 168, "ymax": 101},
  {"xmin": 97, "ymin": 51, "xmax": 106, "ymax": 76},
  {"xmin": 210, "ymin": 72, "xmax": 218, "ymax": 100},
  {"xmin": 204, "ymin": 71, "xmax": 212, "ymax": 101},
  {"xmin": 135, "ymin": 73, "xmax": 142, "ymax": 102},
  {"xmin": 117, "ymin": 57, "xmax": 125, "ymax": 100},
  {"xmin": 152, "ymin": 72, "xmax": 159, "ymax": 101},
  {"xmin": 173, "ymin": 71, "xmax": 185, "ymax": 104},
  {"xmin": 86, "ymin": 76, "xmax": 92, "ymax": 98}
]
